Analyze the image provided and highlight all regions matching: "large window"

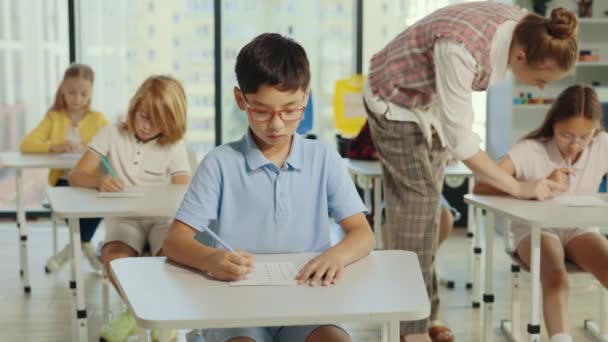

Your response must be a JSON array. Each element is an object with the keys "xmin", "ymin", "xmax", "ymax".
[
  {"xmin": 0, "ymin": 0, "xmax": 69, "ymax": 211},
  {"xmin": 221, "ymin": 0, "xmax": 355, "ymax": 145},
  {"xmin": 78, "ymin": 0, "xmax": 216, "ymax": 156}
]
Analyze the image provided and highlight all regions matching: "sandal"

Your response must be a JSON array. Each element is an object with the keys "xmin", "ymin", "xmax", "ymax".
[{"xmin": 429, "ymin": 325, "xmax": 454, "ymax": 342}]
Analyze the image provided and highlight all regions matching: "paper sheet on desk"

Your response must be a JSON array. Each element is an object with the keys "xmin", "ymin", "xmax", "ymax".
[
  {"xmin": 556, "ymin": 195, "xmax": 608, "ymax": 207},
  {"xmin": 230, "ymin": 262, "xmax": 298, "ymax": 286},
  {"xmin": 98, "ymin": 188, "xmax": 144, "ymax": 198}
]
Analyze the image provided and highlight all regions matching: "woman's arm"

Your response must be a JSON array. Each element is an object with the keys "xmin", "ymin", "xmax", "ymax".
[{"xmin": 472, "ymin": 154, "xmax": 515, "ymax": 195}]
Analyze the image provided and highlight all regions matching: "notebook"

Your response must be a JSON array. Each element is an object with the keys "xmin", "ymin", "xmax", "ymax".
[
  {"xmin": 230, "ymin": 262, "xmax": 298, "ymax": 286},
  {"xmin": 98, "ymin": 187, "xmax": 144, "ymax": 198},
  {"xmin": 556, "ymin": 195, "xmax": 608, "ymax": 207}
]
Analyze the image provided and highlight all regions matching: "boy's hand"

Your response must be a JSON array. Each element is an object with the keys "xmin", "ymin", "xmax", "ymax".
[
  {"xmin": 546, "ymin": 168, "xmax": 573, "ymax": 186},
  {"xmin": 296, "ymin": 250, "xmax": 346, "ymax": 287},
  {"xmin": 98, "ymin": 175, "xmax": 125, "ymax": 192},
  {"xmin": 205, "ymin": 250, "xmax": 254, "ymax": 281}
]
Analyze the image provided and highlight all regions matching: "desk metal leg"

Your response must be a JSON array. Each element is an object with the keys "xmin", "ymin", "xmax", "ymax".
[
  {"xmin": 482, "ymin": 211, "xmax": 495, "ymax": 342},
  {"xmin": 68, "ymin": 218, "xmax": 88, "ymax": 342},
  {"xmin": 528, "ymin": 226, "xmax": 541, "ymax": 342},
  {"xmin": 382, "ymin": 320, "xmax": 399, "ymax": 341},
  {"xmin": 466, "ymin": 177, "xmax": 475, "ymax": 290},
  {"xmin": 373, "ymin": 176, "xmax": 383, "ymax": 249},
  {"xmin": 472, "ymin": 207, "xmax": 482, "ymax": 308},
  {"xmin": 362, "ymin": 176, "xmax": 372, "ymax": 213},
  {"xmin": 15, "ymin": 169, "xmax": 31, "ymax": 294}
]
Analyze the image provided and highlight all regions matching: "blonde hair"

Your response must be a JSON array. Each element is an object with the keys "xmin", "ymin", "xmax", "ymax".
[
  {"xmin": 122, "ymin": 75, "xmax": 187, "ymax": 146},
  {"xmin": 49, "ymin": 64, "xmax": 94, "ymax": 112},
  {"xmin": 513, "ymin": 7, "xmax": 578, "ymax": 71}
]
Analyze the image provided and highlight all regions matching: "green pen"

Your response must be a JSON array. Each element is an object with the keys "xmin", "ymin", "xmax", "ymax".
[{"xmin": 95, "ymin": 152, "xmax": 117, "ymax": 179}]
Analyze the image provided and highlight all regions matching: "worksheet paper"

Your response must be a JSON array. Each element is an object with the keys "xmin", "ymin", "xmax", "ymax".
[
  {"xmin": 230, "ymin": 262, "xmax": 298, "ymax": 286},
  {"xmin": 556, "ymin": 195, "xmax": 608, "ymax": 207}
]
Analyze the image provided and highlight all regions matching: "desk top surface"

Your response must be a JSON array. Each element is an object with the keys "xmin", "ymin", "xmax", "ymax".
[
  {"xmin": 110, "ymin": 250, "xmax": 430, "ymax": 329},
  {"xmin": 0, "ymin": 152, "xmax": 80, "ymax": 169},
  {"xmin": 46, "ymin": 185, "xmax": 187, "ymax": 218},
  {"xmin": 465, "ymin": 193, "xmax": 608, "ymax": 228},
  {"xmin": 344, "ymin": 159, "xmax": 472, "ymax": 177}
]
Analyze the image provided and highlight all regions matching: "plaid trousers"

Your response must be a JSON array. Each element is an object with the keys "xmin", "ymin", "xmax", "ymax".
[{"xmin": 366, "ymin": 101, "xmax": 448, "ymax": 335}]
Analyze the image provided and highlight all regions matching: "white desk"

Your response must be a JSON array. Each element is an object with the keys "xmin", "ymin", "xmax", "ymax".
[
  {"xmin": 46, "ymin": 185, "xmax": 187, "ymax": 342},
  {"xmin": 0, "ymin": 152, "xmax": 80, "ymax": 294},
  {"xmin": 344, "ymin": 159, "xmax": 478, "ymax": 292},
  {"xmin": 464, "ymin": 194, "xmax": 608, "ymax": 342},
  {"xmin": 110, "ymin": 250, "xmax": 430, "ymax": 342}
]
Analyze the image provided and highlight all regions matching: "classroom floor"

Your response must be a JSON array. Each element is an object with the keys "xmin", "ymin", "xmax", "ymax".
[{"xmin": 0, "ymin": 218, "xmax": 603, "ymax": 341}]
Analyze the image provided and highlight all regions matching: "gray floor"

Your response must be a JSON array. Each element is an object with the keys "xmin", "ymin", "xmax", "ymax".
[{"xmin": 0, "ymin": 218, "xmax": 603, "ymax": 341}]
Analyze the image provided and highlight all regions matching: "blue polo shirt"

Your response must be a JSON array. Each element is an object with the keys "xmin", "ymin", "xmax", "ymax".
[{"xmin": 175, "ymin": 130, "xmax": 367, "ymax": 254}]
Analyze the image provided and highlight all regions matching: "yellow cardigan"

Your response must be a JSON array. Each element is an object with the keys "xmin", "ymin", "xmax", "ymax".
[{"xmin": 20, "ymin": 110, "xmax": 108, "ymax": 185}]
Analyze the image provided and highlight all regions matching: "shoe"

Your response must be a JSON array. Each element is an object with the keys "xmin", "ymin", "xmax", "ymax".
[
  {"xmin": 45, "ymin": 244, "xmax": 71, "ymax": 273},
  {"xmin": 151, "ymin": 328, "xmax": 178, "ymax": 341},
  {"xmin": 99, "ymin": 311, "xmax": 137, "ymax": 342},
  {"xmin": 82, "ymin": 242, "xmax": 103, "ymax": 271},
  {"xmin": 428, "ymin": 324, "xmax": 454, "ymax": 342}
]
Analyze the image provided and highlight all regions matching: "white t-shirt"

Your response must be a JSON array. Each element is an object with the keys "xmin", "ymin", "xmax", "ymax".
[
  {"xmin": 89, "ymin": 123, "xmax": 190, "ymax": 186},
  {"xmin": 506, "ymin": 132, "xmax": 608, "ymax": 248}
]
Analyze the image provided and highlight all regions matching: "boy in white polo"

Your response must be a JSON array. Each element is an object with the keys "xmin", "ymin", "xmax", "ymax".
[{"xmin": 69, "ymin": 75, "xmax": 190, "ymax": 342}]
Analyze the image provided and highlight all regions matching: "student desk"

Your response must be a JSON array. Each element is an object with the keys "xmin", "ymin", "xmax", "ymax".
[
  {"xmin": 46, "ymin": 185, "xmax": 187, "ymax": 342},
  {"xmin": 110, "ymin": 250, "xmax": 430, "ymax": 342},
  {"xmin": 0, "ymin": 151, "xmax": 80, "ymax": 294},
  {"xmin": 464, "ymin": 194, "xmax": 608, "ymax": 342},
  {"xmin": 344, "ymin": 159, "xmax": 477, "ymax": 290}
]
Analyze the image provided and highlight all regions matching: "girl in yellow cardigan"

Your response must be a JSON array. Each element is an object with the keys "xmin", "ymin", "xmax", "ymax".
[{"xmin": 20, "ymin": 64, "xmax": 108, "ymax": 273}]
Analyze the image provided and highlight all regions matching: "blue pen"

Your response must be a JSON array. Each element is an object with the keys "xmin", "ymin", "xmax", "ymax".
[
  {"xmin": 200, "ymin": 225, "xmax": 235, "ymax": 252},
  {"xmin": 94, "ymin": 151, "xmax": 118, "ymax": 178}
]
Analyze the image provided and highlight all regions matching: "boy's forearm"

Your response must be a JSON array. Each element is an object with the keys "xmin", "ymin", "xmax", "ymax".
[
  {"xmin": 68, "ymin": 171, "xmax": 103, "ymax": 189},
  {"xmin": 163, "ymin": 225, "xmax": 217, "ymax": 273},
  {"xmin": 327, "ymin": 226, "xmax": 375, "ymax": 266}
]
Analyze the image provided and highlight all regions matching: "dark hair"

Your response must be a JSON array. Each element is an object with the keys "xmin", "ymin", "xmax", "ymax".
[
  {"xmin": 524, "ymin": 85, "xmax": 604, "ymax": 141},
  {"xmin": 235, "ymin": 33, "xmax": 310, "ymax": 94},
  {"xmin": 512, "ymin": 7, "xmax": 578, "ymax": 71}
]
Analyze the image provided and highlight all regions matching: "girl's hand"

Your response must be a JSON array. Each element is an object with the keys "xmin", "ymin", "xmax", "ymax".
[
  {"xmin": 517, "ymin": 178, "xmax": 567, "ymax": 200},
  {"xmin": 546, "ymin": 168, "xmax": 573, "ymax": 186},
  {"xmin": 204, "ymin": 250, "xmax": 254, "ymax": 281},
  {"xmin": 296, "ymin": 250, "xmax": 347, "ymax": 287},
  {"xmin": 98, "ymin": 175, "xmax": 125, "ymax": 192}
]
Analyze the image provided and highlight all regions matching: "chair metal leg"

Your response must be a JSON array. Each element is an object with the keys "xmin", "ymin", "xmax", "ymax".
[{"xmin": 585, "ymin": 284, "xmax": 608, "ymax": 342}]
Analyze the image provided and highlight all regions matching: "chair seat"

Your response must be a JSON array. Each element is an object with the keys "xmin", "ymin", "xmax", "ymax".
[{"xmin": 508, "ymin": 252, "xmax": 585, "ymax": 273}]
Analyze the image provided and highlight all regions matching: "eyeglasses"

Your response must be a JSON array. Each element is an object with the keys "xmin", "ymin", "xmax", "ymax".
[
  {"xmin": 241, "ymin": 91, "xmax": 307, "ymax": 122},
  {"xmin": 556, "ymin": 131, "xmax": 594, "ymax": 145}
]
